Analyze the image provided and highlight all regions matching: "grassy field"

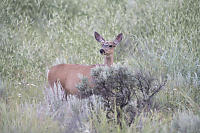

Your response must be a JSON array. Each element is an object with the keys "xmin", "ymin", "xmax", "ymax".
[{"xmin": 0, "ymin": 0, "xmax": 200, "ymax": 132}]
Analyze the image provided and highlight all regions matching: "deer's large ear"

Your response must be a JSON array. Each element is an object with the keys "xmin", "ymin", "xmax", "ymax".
[
  {"xmin": 94, "ymin": 32, "xmax": 105, "ymax": 43},
  {"xmin": 113, "ymin": 33, "xmax": 123, "ymax": 45}
]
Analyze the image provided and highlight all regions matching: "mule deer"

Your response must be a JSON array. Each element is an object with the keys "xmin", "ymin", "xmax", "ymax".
[{"xmin": 48, "ymin": 32, "xmax": 123, "ymax": 97}]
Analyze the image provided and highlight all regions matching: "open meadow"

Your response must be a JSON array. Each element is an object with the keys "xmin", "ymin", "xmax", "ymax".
[{"xmin": 0, "ymin": 0, "xmax": 200, "ymax": 132}]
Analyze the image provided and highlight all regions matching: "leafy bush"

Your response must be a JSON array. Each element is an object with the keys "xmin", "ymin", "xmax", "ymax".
[{"xmin": 78, "ymin": 64, "xmax": 166, "ymax": 125}]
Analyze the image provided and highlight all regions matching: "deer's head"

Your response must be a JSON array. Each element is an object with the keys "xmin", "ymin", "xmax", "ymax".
[{"xmin": 94, "ymin": 32, "xmax": 123, "ymax": 57}]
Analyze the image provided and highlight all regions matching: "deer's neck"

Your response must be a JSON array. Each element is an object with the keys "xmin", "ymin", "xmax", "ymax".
[{"xmin": 104, "ymin": 54, "xmax": 113, "ymax": 67}]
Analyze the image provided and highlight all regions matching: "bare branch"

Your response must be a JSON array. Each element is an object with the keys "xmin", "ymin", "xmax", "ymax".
[{"xmin": 147, "ymin": 79, "xmax": 167, "ymax": 101}]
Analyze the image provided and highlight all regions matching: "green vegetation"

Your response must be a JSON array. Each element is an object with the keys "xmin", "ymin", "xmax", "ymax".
[{"xmin": 0, "ymin": 0, "xmax": 199, "ymax": 132}]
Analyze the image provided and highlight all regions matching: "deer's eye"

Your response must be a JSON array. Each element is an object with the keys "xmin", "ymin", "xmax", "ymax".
[{"xmin": 109, "ymin": 45, "xmax": 113, "ymax": 48}]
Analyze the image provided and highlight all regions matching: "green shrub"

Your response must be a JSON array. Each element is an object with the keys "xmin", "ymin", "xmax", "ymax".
[{"xmin": 78, "ymin": 64, "xmax": 166, "ymax": 125}]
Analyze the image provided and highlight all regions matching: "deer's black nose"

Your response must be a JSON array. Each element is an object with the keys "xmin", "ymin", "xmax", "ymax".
[{"xmin": 100, "ymin": 49, "xmax": 105, "ymax": 54}]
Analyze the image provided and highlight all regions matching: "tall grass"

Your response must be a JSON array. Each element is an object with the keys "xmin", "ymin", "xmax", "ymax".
[{"xmin": 0, "ymin": 0, "xmax": 199, "ymax": 132}]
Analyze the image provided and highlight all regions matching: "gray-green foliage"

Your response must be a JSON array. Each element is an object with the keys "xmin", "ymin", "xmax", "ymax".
[
  {"xmin": 78, "ymin": 64, "xmax": 166, "ymax": 125},
  {"xmin": 91, "ymin": 64, "xmax": 135, "ymax": 107}
]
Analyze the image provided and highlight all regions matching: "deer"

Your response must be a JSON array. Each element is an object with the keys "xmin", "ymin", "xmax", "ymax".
[{"xmin": 48, "ymin": 32, "xmax": 123, "ymax": 98}]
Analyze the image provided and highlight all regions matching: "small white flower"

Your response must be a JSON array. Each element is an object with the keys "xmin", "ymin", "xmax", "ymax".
[{"xmin": 18, "ymin": 93, "xmax": 22, "ymax": 98}]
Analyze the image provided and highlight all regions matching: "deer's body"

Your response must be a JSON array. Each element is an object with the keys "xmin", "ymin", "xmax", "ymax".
[
  {"xmin": 48, "ymin": 64, "xmax": 96, "ymax": 95},
  {"xmin": 48, "ymin": 32, "xmax": 123, "ymax": 97}
]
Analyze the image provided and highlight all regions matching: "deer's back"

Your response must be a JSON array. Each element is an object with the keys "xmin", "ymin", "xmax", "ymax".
[{"xmin": 48, "ymin": 64, "xmax": 96, "ymax": 95}]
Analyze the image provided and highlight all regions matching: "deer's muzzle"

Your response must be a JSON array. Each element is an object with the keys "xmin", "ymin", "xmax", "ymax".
[{"xmin": 100, "ymin": 49, "xmax": 105, "ymax": 54}]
